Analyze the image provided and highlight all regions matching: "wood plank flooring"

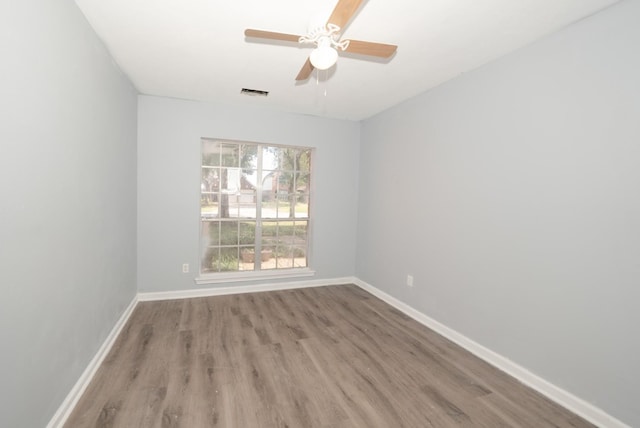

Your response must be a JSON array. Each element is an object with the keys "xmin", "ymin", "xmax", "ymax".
[{"xmin": 64, "ymin": 284, "xmax": 595, "ymax": 427}]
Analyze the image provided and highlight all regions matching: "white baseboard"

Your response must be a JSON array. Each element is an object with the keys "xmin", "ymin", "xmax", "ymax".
[
  {"xmin": 352, "ymin": 278, "xmax": 629, "ymax": 428},
  {"xmin": 138, "ymin": 276, "xmax": 357, "ymax": 301},
  {"xmin": 46, "ymin": 295, "xmax": 138, "ymax": 428}
]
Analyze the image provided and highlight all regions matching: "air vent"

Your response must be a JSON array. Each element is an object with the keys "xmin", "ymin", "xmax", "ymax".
[{"xmin": 241, "ymin": 88, "xmax": 269, "ymax": 97}]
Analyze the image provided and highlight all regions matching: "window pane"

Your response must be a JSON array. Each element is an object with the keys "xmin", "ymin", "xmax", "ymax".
[
  {"xmin": 296, "ymin": 173, "xmax": 311, "ymax": 193},
  {"xmin": 201, "ymin": 247, "xmax": 218, "ymax": 273},
  {"xmin": 239, "ymin": 245, "xmax": 255, "ymax": 271},
  {"xmin": 227, "ymin": 199, "xmax": 240, "ymax": 218},
  {"xmin": 276, "ymin": 253, "xmax": 294, "ymax": 269},
  {"xmin": 202, "ymin": 140, "xmax": 221, "ymax": 166},
  {"xmin": 239, "ymin": 200, "xmax": 257, "ymax": 218},
  {"xmin": 219, "ymin": 221, "xmax": 238, "ymax": 245},
  {"xmin": 220, "ymin": 168, "xmax": 241, "ymax": 192},
  {"xmin": 276, "ymin": 196, "xmax": 296, "ymax": 219},
  {"xmin": 207, "ymin": 221, "xmax": 221, "ymax": 245},
  {"xmin": 263, "ymin": 146, "xmax": 282, "ymax": 171},
  {"xmin": 294, "ymin": 221, "xmax": 308, "ymax": 243},
  {"xmin": 202, "ymin": 167, "xmax": 220, "ymax": 188},
  {"xmin": 280, "ymin": 148, "xmax": 298, "ymax": 173},
  {"xmin": 241, "ymin": 144, "xmax": 258, "ymax": 169},
  {"xmin": 261, "ymin": 221, "xmax": 278, "ymax": 247},
  {"xmin": 261, "ymin": 171, "xmax": 276, "ymax": 194},
  {"xmin": 292, "ymin": 246, "xmax": 307, "ymax": 268},
  {"xmin": 201, "ymin": 200, "xmax": 219, "ymax": 220},
  {"xmin": 201, "ymin": 168, "xmax": 220, "ymax": 218},
  {"xmin": 238, "ymin": 186, "xmax": 257, "ymax": 219},
  {"xmin": 294, "ymin": 196, "xmax": 309, "ymax": 218},
  {"xmin": 279, "ymin": 222, "xmax": 295, "ymax": 246},
  {"xmin": 239, "ymin": 221, "xmax": 255, "ymax": 245},
  {"xmin": 277, "ymin": 173, "xmax": 292, "ymax": 193},
  {"xmin": 261, "ymin": 245, "xmax": 277, "ymax": 270},
  {"xmin": 219, "ymin": 167, "xmax": 241, "ymax": 219},
  {"xmin": 274, "ymin": 193, "xmax": 290, "ymax": 218},
  {"xmin": 221, "ymin": 144, "xmax": 239, "ymax": 167},
  {"xmin": 262, "ymin": 198, "xmax": 278, "ymax": 219},
  {"xmin": 297, "ymin": 149, "xmax": 311, "ymax": 173},
  {"xmin": 213, "ymin": 247, "xmax": 239, "ymax": 272}
]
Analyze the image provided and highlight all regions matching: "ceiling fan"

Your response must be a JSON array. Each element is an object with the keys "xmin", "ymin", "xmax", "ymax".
[{"xmin": 244, "ymin": 0, "xmax": 397, "ymax": 81}]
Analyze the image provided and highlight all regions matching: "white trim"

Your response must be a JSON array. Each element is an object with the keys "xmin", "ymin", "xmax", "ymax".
[
  {"xmin": 139, "ymin": 276, "xmax": 356, "ymax": 301},
  {"xmin": 352, "ymin": 278, "xmax": 630, "ymax": 428},
  {"xmin": 47, "ymin": 296, "xmax": 139, "ymax": 428},
  {"xmin": 195, "ymin": 267, "xmax": 315, "ymax": 285}
]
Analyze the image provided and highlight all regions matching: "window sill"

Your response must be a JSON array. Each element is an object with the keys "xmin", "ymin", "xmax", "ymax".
[{"xmin": 195, "ymin": 268, "xmax": 316, "ymax": 285}]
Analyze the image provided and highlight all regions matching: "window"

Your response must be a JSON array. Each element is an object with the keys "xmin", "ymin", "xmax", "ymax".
[{"xmin": 199, "ymin": 138, "xmax": 313, "ymax": 280}]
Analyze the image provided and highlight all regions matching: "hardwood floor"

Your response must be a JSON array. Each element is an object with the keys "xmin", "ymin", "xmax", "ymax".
[{"xmin": 65, "ymin": 284, "xmax": 595, "ymax": 427}]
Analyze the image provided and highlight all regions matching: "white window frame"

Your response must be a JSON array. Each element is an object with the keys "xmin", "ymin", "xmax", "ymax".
[{"xmin": 196, "ymin": 139, "xmax": 315, "ymax": 284}]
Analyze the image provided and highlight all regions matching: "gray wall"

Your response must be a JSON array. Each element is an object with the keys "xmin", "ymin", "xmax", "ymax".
[
  {"xmin": 0, "ymin": 1, "xmax": 138, "ymax": 426},
  {"xmin": 137, "ymin": 96, "xmax": 360, "ymax": 292},
  {"xmin": 357, "ymin": 1, "xmax": 640, "ymax": 426}
]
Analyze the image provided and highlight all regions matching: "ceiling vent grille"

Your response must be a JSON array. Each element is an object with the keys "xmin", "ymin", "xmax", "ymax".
[{"xmin": 241, "ymin": 88, "xmax": 269, "ymax": 97}]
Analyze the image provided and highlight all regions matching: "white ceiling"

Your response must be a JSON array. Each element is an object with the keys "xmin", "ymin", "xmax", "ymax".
[{"xmin": 74, "ymin": 0, "xmax": 618, "ymax": 121}]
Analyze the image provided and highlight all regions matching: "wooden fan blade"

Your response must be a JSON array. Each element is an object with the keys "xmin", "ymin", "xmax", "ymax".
[
  {"xmin": 327, "ymin": 0, "xmax": 364, "ymax": 30},
  {"xmin": 244, "ymin": 29, "xmax": 301, "ymax": 43},
  {"xmin": 343, "ymin": 40, "xmax": 397, "ymax": 58},
  {"xmin": 296, "ymin": 57, "xmax": 315, "ymax": 81}
]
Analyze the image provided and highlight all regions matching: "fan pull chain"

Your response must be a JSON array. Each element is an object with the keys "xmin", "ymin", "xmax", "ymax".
[
  {"xmin": 314, "ymin": 69, "xmax": 329, "ymax": 115},
  {"xmin": 324, "ymin": 70, "xmax": 328, "ymax": 98},
  {"xmin": 316, "ymin": 69, "xmax": 328, "ymax": 97}
]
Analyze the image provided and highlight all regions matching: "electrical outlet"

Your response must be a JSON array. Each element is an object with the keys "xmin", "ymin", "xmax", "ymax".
[
  {"xmin": 182, "ymin": 263, "xmax": 189, "ymax": 273},
  {"xmin": 407, "ymin": 274, "xmax": 414, "ymax": 287}
]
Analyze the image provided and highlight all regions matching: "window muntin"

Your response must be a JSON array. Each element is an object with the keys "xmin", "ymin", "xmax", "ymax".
[{"xmin": 200, "ymin": 139, "xmax": 312, "ymax": 275}]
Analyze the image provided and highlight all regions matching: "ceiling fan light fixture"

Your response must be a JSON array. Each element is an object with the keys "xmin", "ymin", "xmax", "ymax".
[
  {"xmin": 310, "ymin": 46, "xmax": 338, "ymax": 70},
  {"xmin": 309, "ymin": 38, "xmax": 338, "ymax": 70}
]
